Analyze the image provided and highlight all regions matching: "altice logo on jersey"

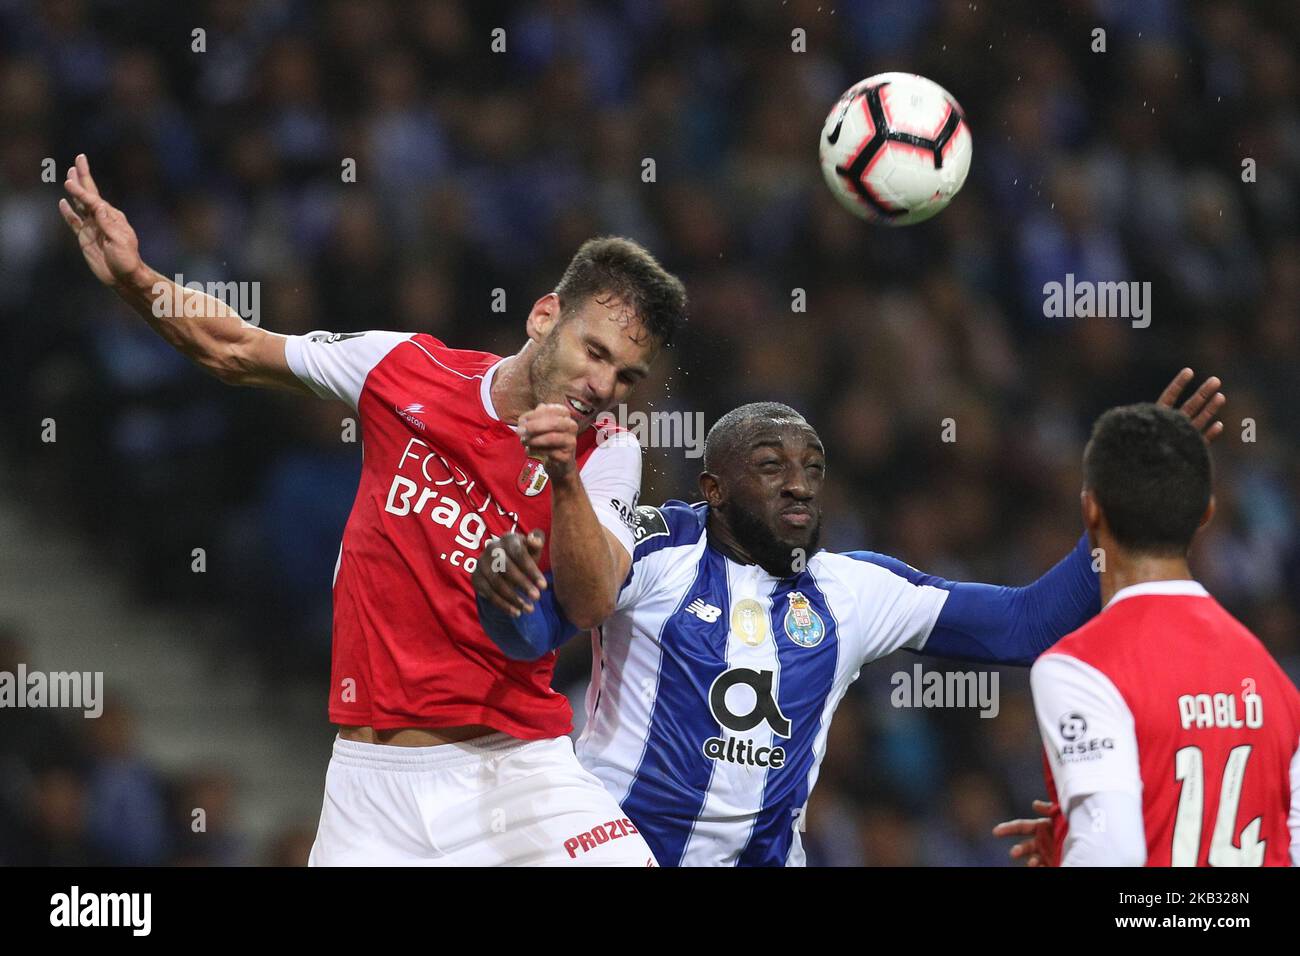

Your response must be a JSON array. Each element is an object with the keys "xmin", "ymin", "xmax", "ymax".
[
  {"xmin": 703, "ymin": 668, "xmax": 792, "ymax": 769},
  {"xmin": 890, "ymin": 663, "xmax": 999, "ymax": 718},
  {"xmin": 0, "ymin": 664, "xmax": 102, "ymax": 718},
  {"xmin": 595, "ymin": 405, "xmax": 705, "ymax": 459},
  {"xmin": 151, "ymin": 273, "xmax": 261, "ymax": 326}
]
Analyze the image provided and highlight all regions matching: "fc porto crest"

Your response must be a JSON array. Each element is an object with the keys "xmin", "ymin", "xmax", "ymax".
[
  {"xmin": 783, "ymin": 591, "xmax": 825, "ymax": 648},
  {"xmin": 517, "ymin": 455, "xmax": 549, "ymax": 496}
]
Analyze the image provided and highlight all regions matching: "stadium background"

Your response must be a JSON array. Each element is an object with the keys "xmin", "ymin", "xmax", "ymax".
[{"xmin": 1, "ymin": 0, "xmax": 1297, "ymax": 866}]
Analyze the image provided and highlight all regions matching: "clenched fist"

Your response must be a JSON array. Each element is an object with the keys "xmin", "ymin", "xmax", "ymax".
[{"xmin": 518, "ymin": 404, "xmax": 579, "ymax": 482}]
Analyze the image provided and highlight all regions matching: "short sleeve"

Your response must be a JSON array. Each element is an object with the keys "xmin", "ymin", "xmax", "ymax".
[
  {"xmin": 823, "ymin": 553, "xmax": 949, "ymax": 666},
  {"xmin": 283, "ymin": 330, "xmax": 413, "ymax": 409},
  {"xmin": 1031, "ymin": 653, "xmax": 1143, "ymax": 806},
  {"xmin": 577, "ymin": 429, "xmax": 642, "ymax": 561}
]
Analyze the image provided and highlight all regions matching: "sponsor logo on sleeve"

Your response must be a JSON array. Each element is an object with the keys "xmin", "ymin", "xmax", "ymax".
[
  {"xmin": 310, "ymin": 331, "xmax": 366, "ymax": 344},
  {"xmin": 1056, "ymin": 711, "xmax": 1114, "ymax": 762},
  {"xmin": 1059, "ymin": 712, "xmax": 1087, "ymax": 740},
  {"xmin": 609, "ymin": 497, "xmax": 639, "ymax": 531}
]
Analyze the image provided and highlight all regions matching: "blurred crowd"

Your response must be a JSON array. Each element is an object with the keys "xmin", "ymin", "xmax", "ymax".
[
  {"xmin": 0, "ymin": 624, "xmax": 316, "ymax": 864},
  {"xmin": 1, "ymin": 0, "xmax": 1298, "ymax": 866}
]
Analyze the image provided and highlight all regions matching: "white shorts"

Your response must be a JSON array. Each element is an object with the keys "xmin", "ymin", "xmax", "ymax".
[{"xmin": 308, "ymin": 733, "xmax": 657, "ymax": 866}]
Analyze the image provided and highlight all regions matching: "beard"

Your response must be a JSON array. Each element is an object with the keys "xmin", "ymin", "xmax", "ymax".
[
  {"xmin": 527, "ymin": 332, "xmax": 561, "ymax": 408},
  {"xmin": 721, "ymin": 497, "xmax": 821, "ymax": 579},
  {"xmin": 527, "ymin": 332, "xmax": 597, "ymax": 426}
]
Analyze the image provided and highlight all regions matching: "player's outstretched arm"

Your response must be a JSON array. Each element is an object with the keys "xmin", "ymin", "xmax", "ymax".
[
  {"xmin": 853, "ymin": 534, "xmax": 1101, "ymax": 666},
  {"xmin": 60, "ymin": 153, "xmax": 310, "ymax": 395}
]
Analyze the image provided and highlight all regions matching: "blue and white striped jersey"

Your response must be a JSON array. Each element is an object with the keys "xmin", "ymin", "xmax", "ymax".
[{"xmin": 574, "ymin": 500, "xmax": 951, "ymax": 867}]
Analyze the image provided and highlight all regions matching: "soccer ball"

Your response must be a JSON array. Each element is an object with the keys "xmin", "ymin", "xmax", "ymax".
[{"xmin": 819, "ymin": 72, "xmax": 972, "ymax": 226}]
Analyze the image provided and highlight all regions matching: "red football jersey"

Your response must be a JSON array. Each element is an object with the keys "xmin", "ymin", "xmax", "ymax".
[
  {"xmin": 284, "ymin": 330, "xmax": 641, "ymax": 739},
  {"xmin": 1033, "ymin": 581, "xmax": 1300, "ymax": 866}
]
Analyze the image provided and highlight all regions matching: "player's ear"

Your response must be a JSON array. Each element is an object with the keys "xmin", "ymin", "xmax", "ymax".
[
  {"xmin": 699, "ymin": 471, "xmax": 723, "ymax": 507},
  {"xmin": 1080, "ymin": 488, "xmax": 1103, "ymax": 534},
  {"xmin": 1198, "ymin": 494, "xmax": 1216, "ymax": 531},
  {"xmin": 525, "ymin": 293, "xmax": 563, "ymax": 343}
]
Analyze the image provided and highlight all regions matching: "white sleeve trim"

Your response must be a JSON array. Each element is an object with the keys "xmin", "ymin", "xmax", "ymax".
[
  {"xmin": 283, "ymin": 330, "xmax": 413, "ymax": 409},
  {"xmin": 578, "ymin": 430, "xmax": 642, "ymax": 561},
  {"xmin": 1031, "ymin": 653, "xmax": 1143, "ymax": 808}
]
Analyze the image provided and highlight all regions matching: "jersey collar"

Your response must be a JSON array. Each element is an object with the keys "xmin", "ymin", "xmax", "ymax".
[
  {"xmin": 1104, "ymin": 579, "xmax": 1209, "ymax": 611},
  {"xmin": 480, "ymin": 358, "xmax": 508, "ymax": 422}
]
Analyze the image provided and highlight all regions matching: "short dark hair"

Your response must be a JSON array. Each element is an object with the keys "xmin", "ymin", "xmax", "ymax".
[
  {"xmin": 553, "ymin": 237, "xmax": 687, "ymax": 348},
  {"xmin": 704, "ymin": 402, "xmax": 807, "ymax": 473},
  {"xmin": 1083, "ymin": 403, "xmax": 1212, "ymax": 556}
]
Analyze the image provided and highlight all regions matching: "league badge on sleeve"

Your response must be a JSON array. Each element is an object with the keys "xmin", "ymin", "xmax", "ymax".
[
  {"xmin": 517, "ymin": 455, "xmax": 549, "ymax": 496},
  {"xmin": 631, "ymin": 505, "xmax": 669, "ymax": 544},
  {"xmin": 784, "ymin": 591, "xmax": 826, "ymax": 647}
]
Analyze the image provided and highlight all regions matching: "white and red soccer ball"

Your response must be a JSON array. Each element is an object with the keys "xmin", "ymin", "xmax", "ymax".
[{"xmin": 819, "ymin": 72, "xmax": 972, "ymax": 226}]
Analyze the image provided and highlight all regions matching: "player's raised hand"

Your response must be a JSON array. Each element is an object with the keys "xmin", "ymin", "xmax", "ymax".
[
  {"xmin": 1155, "ymin": 368, "xmax": 1226, "ymax": 443},
  {"xmin": 518, "ymin": 404, "xmax": 580, "ymax": 481},
  {"xmin": 991, "ymin": 799, "xmax": 1059, "ymax": 867},
  {"xmin": 59, "ymin": 153, "xmax": 143, "ymax": 288},
  {"xmin": 474, "ymin": 530, "xmax": 548, "ymax": 618}
]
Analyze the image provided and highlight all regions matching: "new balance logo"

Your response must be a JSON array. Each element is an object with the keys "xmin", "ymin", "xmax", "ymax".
[{"xmin": 685, "ymin": 599, "xmax": 722, "ymax": 623}]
